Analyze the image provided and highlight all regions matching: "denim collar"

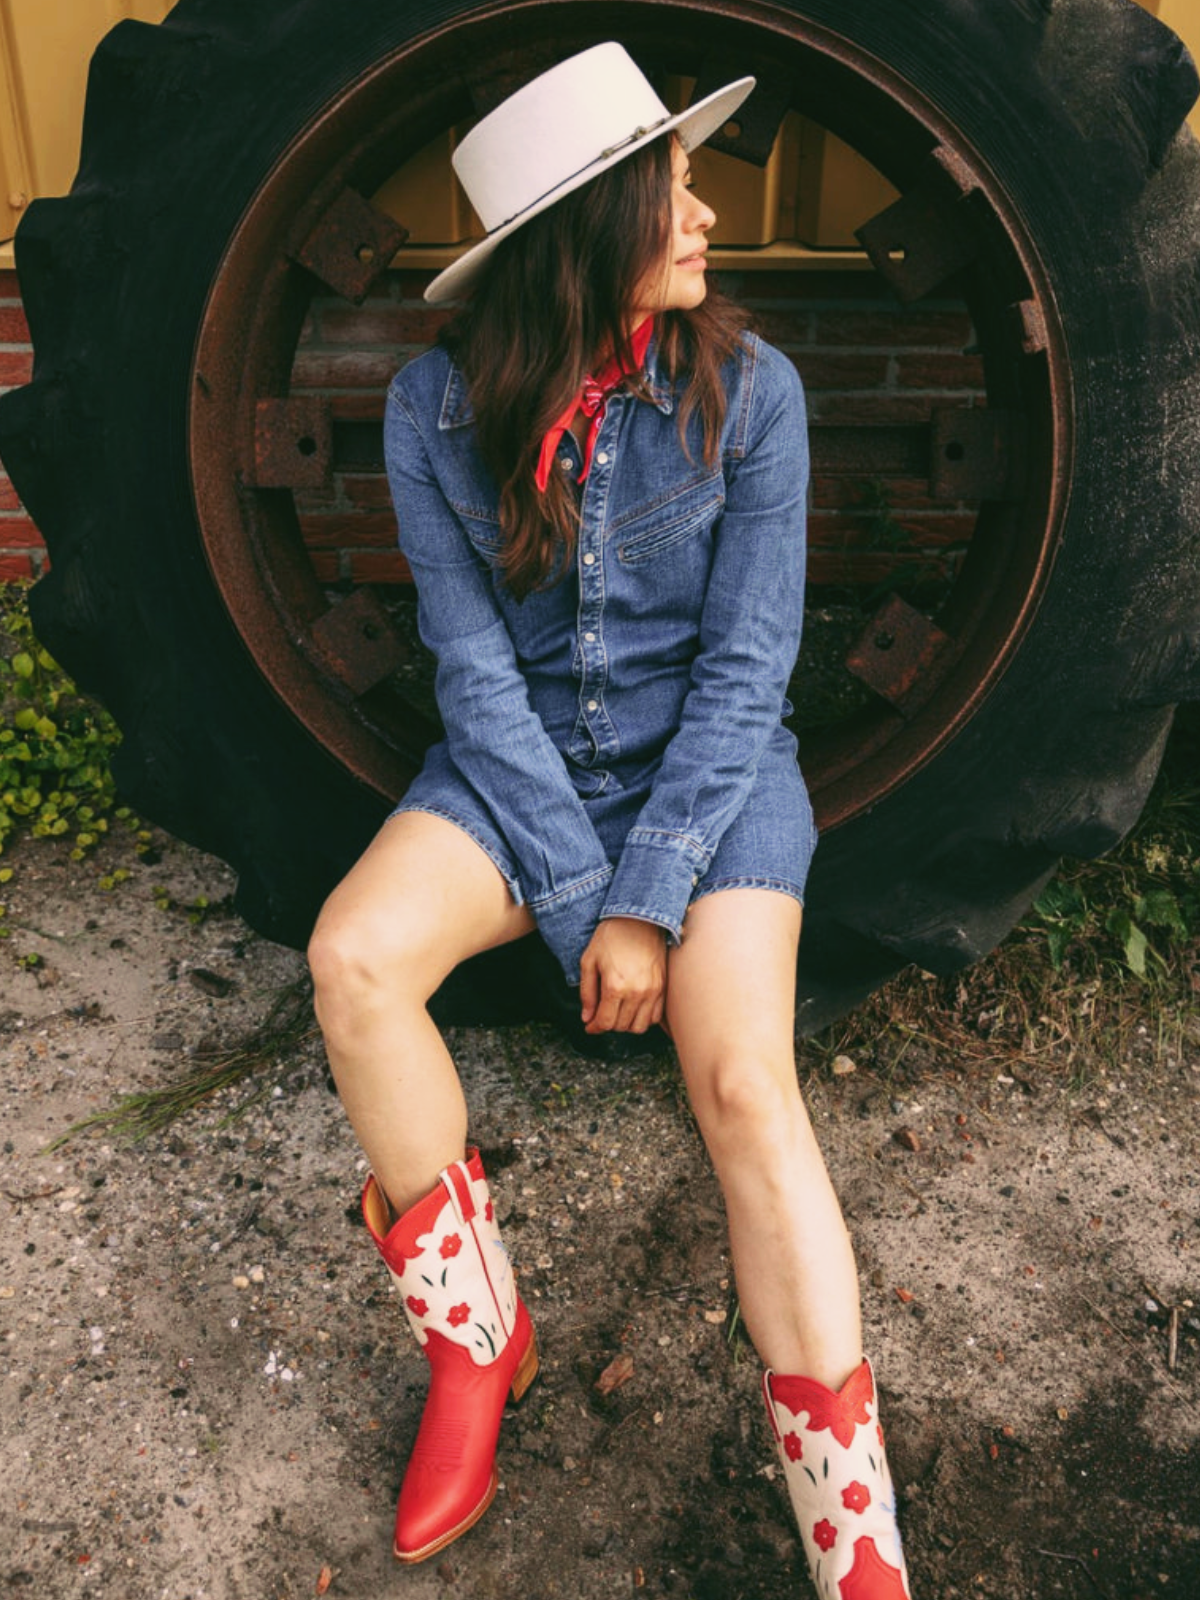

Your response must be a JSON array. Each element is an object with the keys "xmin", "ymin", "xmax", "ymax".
[{"xmin": 437, "ymin": 332, "xmax": 675, "ymax": 431}]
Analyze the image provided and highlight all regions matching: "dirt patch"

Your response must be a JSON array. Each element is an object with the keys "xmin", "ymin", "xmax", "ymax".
[{"xmin": 1, "ymin": 831, "xmax": 1198, "ymax": 1599}]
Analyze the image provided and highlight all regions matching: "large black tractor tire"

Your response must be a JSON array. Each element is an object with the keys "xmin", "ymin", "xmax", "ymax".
[{"xmin": 0, "ymin": 0, "xmax": 1198, "ymax": 1037}]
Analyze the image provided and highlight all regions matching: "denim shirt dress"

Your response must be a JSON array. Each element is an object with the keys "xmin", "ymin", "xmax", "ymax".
[{"xmin": 384, "ymin": 329, "xmax": 816, "ymax": 986}]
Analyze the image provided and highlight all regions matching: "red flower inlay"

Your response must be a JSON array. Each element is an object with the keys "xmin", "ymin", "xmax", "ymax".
[
  {"xmin": 439, "ymin": 1233, "xmax": 463, "ymax": 1259},
  {"xmin": 842, "ymin": 1480, "xmax": 871, "ymax": 1514},
  {"xmin": 405, "ymin": 1296, "xmax": 428, "ymax": 1318},
  {"xmin": 877, "ymin": 1423, "xmax": 886, "ymax": 1449},
  {"xmin": 447, "ymin": 1302, "xmax": 471, "ymax": 1326},
  {"xmin": 784, "ymin": 1432, "xmax": 804, "ymax": 1462},
  {"xmin": 813, "ymin": 1519, "xmax": 838, "ymax": 1553},
  {"xmin": 485, "ymin": 1201, "xmax": 495, "ymax": 1222}
]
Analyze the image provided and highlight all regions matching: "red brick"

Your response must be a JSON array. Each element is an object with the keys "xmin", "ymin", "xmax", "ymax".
[
  {"xmin": 299, "ymin": 511, "xmax": 397, "ymax": 549},
  {"xmin": 0, "ymin": 514, "xmax": 43, "ymax": 547},
  {"xmin": 349, "ymin": 550, "xmax": 413, "ymax": 584},
  {"xmin": 874, "ymin": 477, "xmax": 955, "ymax": 509},
  {"xmin": 291, "ymin": 483, "xmax": 339, "ymax": 512},
  {"xmin": 320, "ymin": 305, "xmax": 450, "ymax": 346},
  {"xmin": 808, "ymin": 550, "xmax": 954, "ymax": 586},
  {"xmin": 894, "ymin": 352, "xmax": 986, "ymax": 390},
  {"xmin": 890, "ymin": 512, "xmax": 976, "ymax": 547},
  {"xmin": 392, "ymin": 269, "xmax": 440, "ymax": 300},
  {"xmin": 307, "ymin": 551, "xmax": 342, "ymax": 583},
  {"xmin": 340, "ymin": 473, "xmax": 394, "ymax": 510},
  {"xmin": 809, "ymin": 509, "xmax": 974, "ymax": 550},
  {"xmin": 291, "ymin": 349, "xmax": 397, "ymax": 390},
  {"xmin": 0, "ymin": 271, "xmax": 19, "ymax": 298},
  {"xmin": 810, "ymin": 476, "xmax": 960, "ymax": 514},
  {"xmin": 807, "ymin": 392, "xmax": 935, "ymax": 427},
  {"xmin": 0, "ymin": 475, "xmax": 23, "ymax": 511},
  {"xmin": 812, "ymin": 310, "xmax": 974, "ymax": 348},
  {"xmin": 330, "ymin": 393, "xmax": 386, "ymax": 423},
  {"xmin": 751, "ymin": 308, "xmax": 814, "ymax": 346},
  {"xmin": 0, "ymin": 351, "xmax": 33, "ymax": 386},
  {"xmin": 0, "ymin": 306, "xmax": 30, "ymax": 343},
  {"xmin": 0, "ymin": 553, "xmax": 36, "ymax": 580},
  {"xmin": 797, "ymin": 352, "xmax": 890, "ymax": 389}
]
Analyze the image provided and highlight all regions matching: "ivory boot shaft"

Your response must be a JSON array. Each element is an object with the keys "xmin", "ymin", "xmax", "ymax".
[{"xmin": 763, "ymin": 1357, "xmax": 911, "ymax": 1600}]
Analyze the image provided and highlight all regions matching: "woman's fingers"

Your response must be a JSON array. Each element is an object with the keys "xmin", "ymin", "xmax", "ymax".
[
  {"xmin": 579, "ymin": 951, "xmax": 600, "ymax": 1026},
  {"xmin": 580, "ymin": 917, "xmax": 668, "ymax": 1033}
]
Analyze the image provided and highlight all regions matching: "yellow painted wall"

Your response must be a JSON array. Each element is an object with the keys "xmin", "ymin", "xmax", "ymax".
[
  {"xmin": 0, "ymin": 1, "xmax": 171, "ymax": 240},
  {"xmin": 1137, "ymin": 0, "xmax": 1200, "ymax": 135}
]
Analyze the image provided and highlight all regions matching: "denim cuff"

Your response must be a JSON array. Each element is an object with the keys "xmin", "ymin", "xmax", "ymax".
[
  {"xmin": 532, "ymin": 867, "xmax": 614, "ymax": 985},
  {"xmin": 603, "ymin": 832, "xmax": 708, "ymax": 948}
]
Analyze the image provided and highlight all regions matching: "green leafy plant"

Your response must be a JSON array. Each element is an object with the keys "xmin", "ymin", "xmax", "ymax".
[
  {"xmin": 1030, "ymin": 724, "xmax": 1200, "ymax": 984},
  {"xmin": 0, "ymin": 582, "xmax": 138, "ymax": 867}
]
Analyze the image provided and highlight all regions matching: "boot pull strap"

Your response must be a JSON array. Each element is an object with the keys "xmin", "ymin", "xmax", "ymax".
[
  {"xmin": 761, "ymin": 1369, "xmax": 783, "ymax": 1442},
  {"xmin": 440, "ymin": 1159, "xmax": 478, "ymax": 1225}
]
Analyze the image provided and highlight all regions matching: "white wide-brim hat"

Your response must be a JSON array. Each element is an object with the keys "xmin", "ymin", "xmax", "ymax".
[{"xmin": 424, "ymin": 42, "xmax": 755, "ymax": 305}]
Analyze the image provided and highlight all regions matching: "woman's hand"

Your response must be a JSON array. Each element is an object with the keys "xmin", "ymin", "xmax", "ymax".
[{"xmin": 579, "ymin": 916, "xmax": 667, "ymax": 1035}]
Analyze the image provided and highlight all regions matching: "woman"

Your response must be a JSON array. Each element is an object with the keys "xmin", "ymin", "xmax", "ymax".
[{"xmin": 308, "ymin": 41, "xmax": 911, "ymax": 1600}]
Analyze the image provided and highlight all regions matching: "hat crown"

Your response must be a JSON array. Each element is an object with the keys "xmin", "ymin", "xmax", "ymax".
[{"xmin": 453, "ymin": 43, "xmax": 671, "ymax": 234}]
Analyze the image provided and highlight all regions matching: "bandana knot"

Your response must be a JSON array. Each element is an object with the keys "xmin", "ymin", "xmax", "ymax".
[{"xmin": 534, "ymin": 317, "xmax": 654, "ymax": 493}]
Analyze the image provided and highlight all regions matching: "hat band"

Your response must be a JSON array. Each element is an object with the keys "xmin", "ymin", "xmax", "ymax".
[{"xmin": 487, "ymin": 112, "xmax": 673, "ymax": 237}]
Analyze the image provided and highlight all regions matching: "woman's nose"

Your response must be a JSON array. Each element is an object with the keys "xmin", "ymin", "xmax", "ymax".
[{"xmin": 690, "ymin": 196, "xmax": 716, "ymax": 233}]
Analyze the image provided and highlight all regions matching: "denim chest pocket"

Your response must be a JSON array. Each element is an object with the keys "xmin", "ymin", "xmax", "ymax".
[{"xmin": 612, "ymin": 472, "xmax": 725, "ymax": 565}]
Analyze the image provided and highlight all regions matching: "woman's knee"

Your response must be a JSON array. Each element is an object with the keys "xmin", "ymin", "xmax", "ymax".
[
  {"xmin": 308, "ymin": 895, "xmax": 433, "ymax": 1023},
  {"xmin": 687, "ymin": 1050, "xmax": 808, "ymax": 1158}
]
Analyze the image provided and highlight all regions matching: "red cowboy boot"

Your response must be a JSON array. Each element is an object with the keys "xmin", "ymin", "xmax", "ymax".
[
  {"xmin": 763, "ymin": 1358, "xmax": 911, "ymax": 1600},
  {"xmin": 362, "ymin": 1148, "xmax": 538, "ymax": 1562}
]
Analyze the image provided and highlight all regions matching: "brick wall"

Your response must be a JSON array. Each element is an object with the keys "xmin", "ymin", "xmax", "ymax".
[
  {"xmin": 0, "ymin": 271, "xmax": 37, "ymax": 580},
  {"xmin": 1, "ymin": 264, "xmax": 983, "ymax": 590}
]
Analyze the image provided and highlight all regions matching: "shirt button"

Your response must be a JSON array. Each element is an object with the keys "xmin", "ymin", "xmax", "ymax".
[
  {"xmin": 584, "ymin": 631, "xmax": 596, "ymax": 642},
  {"xmin": 587, "ymin": 699, "xmax": 599, "ymax": 712},
  {"xmin": 595, "ymin": 451, "xmax": 609, "ymax": 465},
  {"xmin": 582, "ymin": 553, "xmax": 596, "ymax": 566},
  {"xmin": 559, "ymin": 455, "xmax": 572, "ymax": 469}
]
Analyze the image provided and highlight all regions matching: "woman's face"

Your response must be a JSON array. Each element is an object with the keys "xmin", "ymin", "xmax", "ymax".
[{"xmin": 631, "ymin": 140, "xmax": 717, "ymax": 320}]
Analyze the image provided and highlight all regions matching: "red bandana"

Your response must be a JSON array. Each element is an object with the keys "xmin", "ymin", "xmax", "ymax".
[{"xmin": 534, "ymin": 317, "xmax": 654, "ymax": 493}]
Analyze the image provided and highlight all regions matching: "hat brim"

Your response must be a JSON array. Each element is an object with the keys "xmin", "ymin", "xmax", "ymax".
[{"xmin": 423, "ymin": 75, "xmax": 756, "ymax": 305}]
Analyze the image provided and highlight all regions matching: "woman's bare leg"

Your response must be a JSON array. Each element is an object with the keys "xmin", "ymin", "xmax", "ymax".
[
  {"xmin": 666, "ymin": 889, "xmax": 862, "ymax": 1388},
  {"xmin": 307, "ymin": 811, "xmax": 534, "ymax": 1216}
]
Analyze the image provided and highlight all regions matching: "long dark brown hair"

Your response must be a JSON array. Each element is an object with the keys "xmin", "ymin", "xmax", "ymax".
[{"xmin": 442, "ymin": 134, "xmax": 749, "ymax": 597}]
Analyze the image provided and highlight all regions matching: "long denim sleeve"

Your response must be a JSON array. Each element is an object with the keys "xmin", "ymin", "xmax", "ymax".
[
  {"xmin": 601, "ymin": 345, "xmax": 809, "ymax": 940},
  {"xmin": 385, "ymin": 389, "xmax": 613, "ymax": 980}
]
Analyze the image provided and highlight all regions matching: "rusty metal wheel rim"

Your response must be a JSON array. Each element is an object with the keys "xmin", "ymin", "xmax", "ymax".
[{"xmin": 189, "ymin": 0, "xmax": 1071, "ymax": 832}]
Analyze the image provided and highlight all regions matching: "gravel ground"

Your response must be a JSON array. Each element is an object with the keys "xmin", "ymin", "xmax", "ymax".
[{"xmin": 1, "ymin": 829, "xmax": 1198, "ymax": 1600}]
